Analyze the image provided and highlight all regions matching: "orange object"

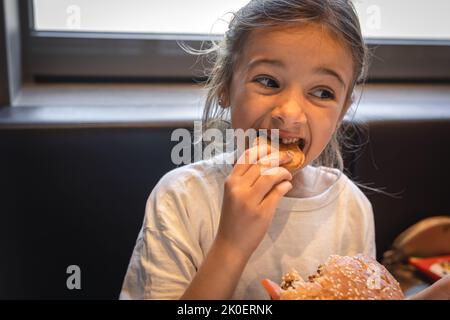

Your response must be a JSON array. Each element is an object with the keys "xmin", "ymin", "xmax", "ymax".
[{"xmin": 261, "ymin": 279, "xmax": 281, "ymax": 300}]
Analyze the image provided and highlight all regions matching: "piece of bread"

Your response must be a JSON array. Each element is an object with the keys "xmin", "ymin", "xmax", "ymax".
[
  {"xmin": 278, "ymin": 142, "xmax": 305, "ymax": 173},
  {"xmin": 262, "ymin": 254, "xmax": 405, "ymax": 300},
  {"xmin": 254, "ymin": 137, "xmax": 305, "ymax": 173}
]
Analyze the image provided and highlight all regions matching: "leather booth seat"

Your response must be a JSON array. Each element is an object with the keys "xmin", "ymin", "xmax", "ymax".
[{"xmin": 0, "ymin": 119, "xmax": 449, "ymax": 299}]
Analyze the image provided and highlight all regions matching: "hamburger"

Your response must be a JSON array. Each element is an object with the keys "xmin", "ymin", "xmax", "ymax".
[{"xmin": 261, "ymin": 254, "xmax": 405, "ymax": 300}]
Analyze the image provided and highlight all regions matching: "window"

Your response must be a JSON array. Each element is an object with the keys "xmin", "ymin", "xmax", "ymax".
[
  {"xmin": 33, "ymin": 0, "xmax": 246, "ymax": 35},
  {"xmin": 22, "ymin": 0, "xmax": 450, "ymax": 81},
  {"xmin": 354, "ymin": 0, "xmax": 450, "ymax": 41},
  {"xmin": 32, "ymin": 0, "xmax": 450, "ymax": 40}
]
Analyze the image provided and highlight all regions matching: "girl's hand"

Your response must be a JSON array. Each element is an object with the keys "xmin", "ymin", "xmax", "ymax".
[
  {"xmin": 181, "ymin": 143, "xmax": 293, "ymax": 300},
  {"xmin": 409, "ymin": 276, "xmax": 450, "ymax": 300},
  {"xmin": 215, "ymin": 144, "xmax": 294, "ymax": 259}
]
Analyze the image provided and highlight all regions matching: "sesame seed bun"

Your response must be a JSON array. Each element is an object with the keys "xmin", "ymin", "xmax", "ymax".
[{"xmin": 262, "ymin": 254, "xmax": 404, "ymax": 300}]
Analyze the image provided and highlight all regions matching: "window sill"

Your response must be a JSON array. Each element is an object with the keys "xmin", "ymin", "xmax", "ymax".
[
  {"xmin": 0, "ymin": 82, "xmax": 205, "ymax": 129},
  {"xmin": 0, "ymin": 83, "xmax": 450, "ymax": 129}
]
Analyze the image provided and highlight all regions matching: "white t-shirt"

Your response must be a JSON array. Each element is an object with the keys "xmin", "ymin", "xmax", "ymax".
[{"xmin": 119, "ymin": 151, "xmax": 376, "ymax": 300}]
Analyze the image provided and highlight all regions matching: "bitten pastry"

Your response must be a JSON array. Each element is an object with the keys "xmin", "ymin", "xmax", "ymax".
[
  {"xmin": 254, "ymin": 136, "xmax": 305, "ymax": 173},
  {"xmin": 278, "ymin": 141, "xmax": 305, "ymax": 173},
  {"xmin": 261, "ymin": 254, "xmax": 405, "ymax": 300}
]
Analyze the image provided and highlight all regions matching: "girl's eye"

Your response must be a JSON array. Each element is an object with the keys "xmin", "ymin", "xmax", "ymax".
[
  {"xmin": 254, "ymin": 76, "xmax": 279, "ymax": 89},
  {"xmin": 311, "ymin": 88, "xmax": 335, "ymax": 100}
]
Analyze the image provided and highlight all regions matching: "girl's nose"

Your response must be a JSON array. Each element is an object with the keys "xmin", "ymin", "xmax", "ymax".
[{"xmin": 272, "ymin": 98, "xmax": 307, "ymax": 127}]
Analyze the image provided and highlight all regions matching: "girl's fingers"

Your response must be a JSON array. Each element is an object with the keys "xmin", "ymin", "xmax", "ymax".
[
  {"xmin": 232, "ymin": 142, "xmax": 272, "ymax": 176},
  {"xmin": 259, "ymin": 180, "xmax": 293, "ymax": 210},
  {"xmin": 231, "ymin": 147, "xmax": 256, "ymax": 176},
  {"xmin": 243, "ymin": 151, "xmax": 293, "ymax": 186},
  {"xmin": 252, "ymin": 167, "xmax": 292, "ymax": 202}
]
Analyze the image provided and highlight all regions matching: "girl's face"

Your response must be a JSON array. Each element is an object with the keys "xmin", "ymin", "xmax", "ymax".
[{"xmin": 223, "ymin": 23, "xmax": 354, "ymax": 170}]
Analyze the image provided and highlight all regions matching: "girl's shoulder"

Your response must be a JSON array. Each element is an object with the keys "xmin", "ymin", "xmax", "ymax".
[
  {"xmin": 153, "ymin": 151, "xmax": 234, "ymax": 197},
  {"xmin": 333, "ymin": 168, "xmax": 373, "ymax": 214},
  {"xmin": 142, "ymin": 153, "xmax": 233, "ymax": 230}
]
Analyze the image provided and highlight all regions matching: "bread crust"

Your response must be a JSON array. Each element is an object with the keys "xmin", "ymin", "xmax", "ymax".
[
  {"xmin": 278, "ymin": 254, "xmax": 405, "ymax": 300},
  {"xmin": 278, "ymin": 142, "xmax": 305, "ymax": 173},
  {"xmin": 254, "ymin": 137, "xmax": 305, "ymax": 173}
]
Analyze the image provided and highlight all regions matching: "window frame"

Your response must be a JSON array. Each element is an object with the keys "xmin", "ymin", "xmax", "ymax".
[
  {"xmin": 20, "ymin": 0, "xmax": 450, "ymax": 82},
  {"xmin": 1, "ymin": 0, "xmax": 22, "ymax": 106},
  {"xmin": 0, "ymin": 1, "xmax": 9, "ymax": 105}
]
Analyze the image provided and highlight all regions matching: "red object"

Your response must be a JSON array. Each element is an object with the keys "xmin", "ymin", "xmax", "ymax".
[
  {"xmin": 409, "ymin": 255, "xmax": 450, "ymax": 282},
  {"xmin": 261, "ymin": 279, "xmax": 281, "ymax": 300}
]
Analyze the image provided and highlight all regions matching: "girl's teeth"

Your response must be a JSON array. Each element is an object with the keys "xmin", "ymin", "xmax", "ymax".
[{"xmin": 281, "ymin": 137, "xmax": 300, "ymax": 144}]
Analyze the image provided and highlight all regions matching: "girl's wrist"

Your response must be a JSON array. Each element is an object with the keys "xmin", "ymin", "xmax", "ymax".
[{"xmin": 212, "ymin": 235, "xmax": 252, "ymax": 267}]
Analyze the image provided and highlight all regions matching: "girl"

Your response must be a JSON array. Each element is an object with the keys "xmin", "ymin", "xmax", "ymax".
[{"xmin": 120, "ymin": 0, "xmax": 450, "ymax": 300}]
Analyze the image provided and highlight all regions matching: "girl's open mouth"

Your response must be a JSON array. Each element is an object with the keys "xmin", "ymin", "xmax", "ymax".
[{"xmin": 258, "ymin": 130, "xmax": 307, "ymax": 152}]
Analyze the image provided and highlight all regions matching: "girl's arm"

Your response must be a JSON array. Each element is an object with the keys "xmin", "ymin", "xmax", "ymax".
[
  {"xmin": 181, "ymin": 146, "xmax": 294, "ymax": 299},
  {"xmin": 180, "ymin": 236, "xmax": 250, "ymax": 299}
]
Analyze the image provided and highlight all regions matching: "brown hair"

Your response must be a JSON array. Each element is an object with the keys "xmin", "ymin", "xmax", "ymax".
[{"xmin": 181, "ymin": 0, "xmax": 374, "ymax": 183}]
